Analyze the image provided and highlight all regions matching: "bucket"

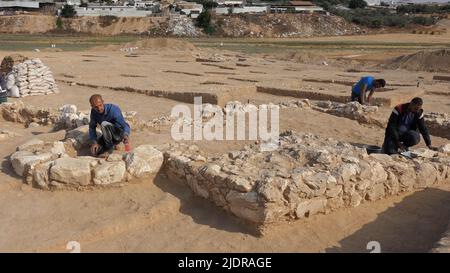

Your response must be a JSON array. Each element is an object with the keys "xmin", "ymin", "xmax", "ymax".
[{"xmin": 366, "ymin": 145, "xmax": 382, "ymax": 154}]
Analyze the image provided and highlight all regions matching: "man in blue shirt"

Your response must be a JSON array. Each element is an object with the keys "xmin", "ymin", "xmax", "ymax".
[
  {"xmin": 351, "ymin": 76, "xmax": 386, "ymax": 105},
  {"xmin": 89, "ymin": 94, "xmax": 131, "ymax": 157}
]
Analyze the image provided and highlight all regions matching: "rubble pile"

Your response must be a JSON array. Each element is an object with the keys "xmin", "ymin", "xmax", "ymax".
[
  {"xmin": 214, "ymin": 100, "xmax": 381, "ymax": 127},
  {"xmin": 164, "ymin": 130, "xmax": 450, "ymax": 225},
  {"xmin": 56, "ymin": 104, "xmax": 90, "ymax": 129},
  {"xmin": 0, "ymin": 101, "xmax": 57, "ymax": 126},
  {"xmin": 313, "ymin": 101, "xmax": 385, "ymax": 127},
  {"xmin": 167, "ymin": 15, "xmax": 201, "ymax": 37},
  {"xmin": 213, "ymin": 14, "xmax": 365, "ymax": 38},
  {"xmin": 56, "ymin": 104, "xmax": 171, "ymax": 131},
  {"xmin": 4, "ymin": 58, "xmax": 59, "ymax": 98},
  {"xmin": 1, "ymin": 102, "xmax": 171, "ymax": 132},
  {"xmin": 9, "ymin": 135, "xmax": 164, "ymax": 190}
]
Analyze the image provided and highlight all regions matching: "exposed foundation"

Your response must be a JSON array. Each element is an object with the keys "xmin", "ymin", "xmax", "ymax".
[
  {"xmin": 256, "ymin": 82, "xmax": 425, "ymax": 108},
  {"xmin": 163, "ymin": 131, "xmax": 450, "ymax": 226}
]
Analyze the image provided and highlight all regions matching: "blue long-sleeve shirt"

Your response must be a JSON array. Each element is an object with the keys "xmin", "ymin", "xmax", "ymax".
[
  {"xmin": 352, "ymin": 76, "xmax": 375, "ymax": 96},
  {"xmin": 89, "ymin": 103, "xmax": 131, "ymax": 142}
]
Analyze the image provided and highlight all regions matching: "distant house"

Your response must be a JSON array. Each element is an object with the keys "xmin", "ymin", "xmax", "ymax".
[
  {"xmin": 270, "ymin": 1, "xmax": 324, "ymax": 13},
  {"xmin": 0, "ymin": 0, "xmax": 55, "ymax": 11},
  {"xmin": 364, "ymin": 0, "xmax": 381, "ymax": 6},
  {"xmin": 232, "ymin": 6, "xmax": 268, "ymax": 13},
  {"xmin": 75, "ymin": 5, "xmax": 155, "ymax": 16},
  {"xmin": 175, "ymin": 1, "xmax": 203, "ymax": 18},
  {"xmin": 216, "ymin": 0, "xmax": 245, "ymax": 7}
]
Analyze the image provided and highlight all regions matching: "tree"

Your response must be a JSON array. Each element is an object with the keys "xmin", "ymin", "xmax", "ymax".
[
  {"xmin": 348, "ymin": 0, "xmax": 367, "ymax": 9},
  {"xmin": 60, "ymin": 4, "xmax": 77, "ymax": 18},
  {"xmin": 56, "ymin": 16, "xmax": 63, "ymax": 30},
  {"xmin": 196, "ymin": 10, "xmax": 214, "ymax": 35}
]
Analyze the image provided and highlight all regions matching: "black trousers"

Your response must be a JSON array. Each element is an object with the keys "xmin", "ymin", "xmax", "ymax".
[
  {"xmin": 97, "ymin": 121, "xmax": 124, "ymax": 155},
  {"xmin": 383, "ymin": 130, "xmax": 420, "ymax": 155},
  {"xmin": 351, "ymin": 93, "xmax": 362, "ymax": 104}
]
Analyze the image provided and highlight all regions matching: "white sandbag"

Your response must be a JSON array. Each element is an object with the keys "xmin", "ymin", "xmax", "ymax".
[
  {"xmin": 8, "ymin": 85, "xmax": 20, "ymax": 98},
  {"xmin": 6, "ymin": 73, "xmax": 15, "ymax": 89}
]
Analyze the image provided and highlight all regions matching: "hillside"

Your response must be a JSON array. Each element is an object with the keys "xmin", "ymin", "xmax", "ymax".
[
  {"xmin": 213, "ymin": 13, "xmax": 366, "ymax": 38},
  {"xmin": 0, "ymin": 14, "xmax": 365, "ymax": 37}
]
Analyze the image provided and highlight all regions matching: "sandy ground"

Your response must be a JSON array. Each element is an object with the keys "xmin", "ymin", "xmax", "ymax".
[{"xmin": 1, "ymin": 34, "xmax": 450, "ymax": 252}]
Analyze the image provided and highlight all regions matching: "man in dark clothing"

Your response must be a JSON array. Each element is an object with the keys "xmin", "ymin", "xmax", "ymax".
[
  {"xmin": 382, "ymin": 97, "xmax": 437, "ymax": 155},
  {"xmin": 0, "ymin": 74, "xmax": 7, "ymax": 103},
  {"xmin": 88, "ymin": 94, "xmax": 131, "ymax": 157}
]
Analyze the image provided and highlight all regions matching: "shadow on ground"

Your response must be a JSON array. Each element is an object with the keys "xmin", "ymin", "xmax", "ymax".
[
  {"xmin": 0, "ymin": 154, "xmax": 22, "ymax": 180},
  {"xmin": 153, "ymin": 172, "xmax": 260, "ymax": 237},
  {"xmin": 326, "ymin": 188, "xmax": 450, "ymax": 253}
]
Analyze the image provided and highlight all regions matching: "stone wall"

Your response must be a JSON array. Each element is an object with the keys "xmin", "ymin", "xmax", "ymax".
[
  {"xmin": 256, "ymin": 85, "xmax": 425, "ymax": 108},
  {"xmin": 9, "ymin": 135, "xmax": 164, "ymax": 190},
  {"xmin": 425, "ymin": 112, "xmax": 450, "ymax": 140},
  {"xmin": 312, "ymin": 101, "xmax": 385, "ymax": 128},
  {"xmin": 164, "ymin": 130, "xmax": 450, "ymax": 225},
  {"xmin": 0, "ymin": 100, "xmax": 57, "ymax": 127},
  {"xmin": 0, "ymin": 101, "xmax": 170, "ymax": 131}
]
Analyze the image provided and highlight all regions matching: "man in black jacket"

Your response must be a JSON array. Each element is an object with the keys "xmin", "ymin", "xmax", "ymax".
[
  {"xmin": 382, "ymin": 97, "xmax": 437, "ymax": 155},
  {"xmin": 0, "ymin": 74, "xmax": 7, "ymax": 103}
]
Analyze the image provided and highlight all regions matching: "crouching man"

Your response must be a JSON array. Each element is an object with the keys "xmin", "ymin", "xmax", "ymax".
[
  {"xmin": 88, "ymin": 94, "xmax": 131, "ymax": 157},
  {"xmin": 382, "ymin": 97, "xmax": 437, "ymax": 155}
]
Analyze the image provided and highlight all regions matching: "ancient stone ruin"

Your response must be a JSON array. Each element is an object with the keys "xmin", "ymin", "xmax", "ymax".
[
  {"xmin": 425, "ymin": 112, "xmax": 450, "ymax": 140},
  {"xmin": 4, "ymin": 100, "xmax": 450, "ymax": 229},
  {"xmin": 0, "ymin": 100, "xmax": 56, "ymax": 127},
  {"xmin": 164, "ymin": 130, "xmax": 450, "ymax": 225},
  {"xmin": 0, "ymin": 101, "xmax": 171, "ymax": 131},
  {"xmin": 312, "ymin": 101, "xmax": 385, "ymax": 127},
  {"xmin": 10, "ymin": 135, "xmax": 164, "ymax": 190}
]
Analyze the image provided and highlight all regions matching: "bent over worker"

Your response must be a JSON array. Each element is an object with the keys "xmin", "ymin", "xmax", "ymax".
[
  {"xmin": 351, "ymin": 76, "xmax": 386, "ymax": 105},
  {"xmin": 88, "ymin": 94, "xmax": 131, "ymax": 157},
  {"xmin": 382, "ymin": 97, "xmax": 437, "ymax": 155}
]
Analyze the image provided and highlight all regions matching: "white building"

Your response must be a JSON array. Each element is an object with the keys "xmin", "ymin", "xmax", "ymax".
[
  {"xmin": 75, "ymin": 5, "xmax": 154, "ymax": 16},
  {"xmin": 214, "ymin": 5, "xmax": 268, "ymax": 14},
  {"xmin": 175, "ymin": 1, "xmax": 203, "ymax": 18},
  {"xmin": 364, "ymin": 0, "xmax": 382, "ymax": 6},
  {"xmin": 216, "ymin": 0, "xmax": 245, "ymax": 7},
  {"xmin": 0, "ymin": 0, "xmax": 55, "ymax": 9}
]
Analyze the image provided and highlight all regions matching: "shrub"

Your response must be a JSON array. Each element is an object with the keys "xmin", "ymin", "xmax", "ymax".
[
  {"xmin": 196, "ymin": 10, "xmax": 215, "ymax": 35},
  {"xmin": 56, "ymin": 17, "xmax": 63, "ymax": 30},
  {"xmin": 60, "ymin": 4, "xmax": 76, "ymax": 18},
  {"xmin": 348, "ymin": 0, "xmax": 367, "ymax": 9}
]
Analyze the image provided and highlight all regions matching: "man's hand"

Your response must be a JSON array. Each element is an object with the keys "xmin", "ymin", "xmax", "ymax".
[
  {"xmin": 123, "ymin": 134, "xmax": 129, "ymax": 144},
  {"xmin": 427, "ymin": 145, "xmax": 438, "ymax": 151},
  {"xmin": 398, "ymin": 142, "xmax": 407, "ymax": 152},
  {"xmin": 90, "ymin": 143, "xmax": 100, "ymax": 156}
]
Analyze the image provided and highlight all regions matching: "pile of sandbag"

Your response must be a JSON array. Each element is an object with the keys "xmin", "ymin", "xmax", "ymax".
[{"xmin": 5, "ymin": 58, "xmax": 59, "ymax": 98}]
